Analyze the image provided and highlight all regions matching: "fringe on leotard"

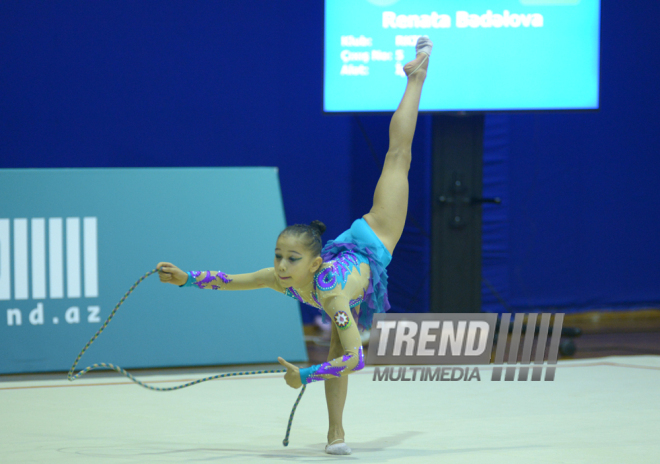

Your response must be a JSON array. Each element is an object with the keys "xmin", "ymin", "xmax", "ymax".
[{"xmin": 320, "ymin": 242, "xmax": 390, "ymax": 332}]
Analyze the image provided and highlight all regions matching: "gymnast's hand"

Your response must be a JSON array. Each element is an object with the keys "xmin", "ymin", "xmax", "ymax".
[
  {"xmin": 156, "ymin": 262, "xmax": 188, "ymax": 286},
  {"xmin": 278, "ymin": 357, "xmax": 302, "ymax": 389}
]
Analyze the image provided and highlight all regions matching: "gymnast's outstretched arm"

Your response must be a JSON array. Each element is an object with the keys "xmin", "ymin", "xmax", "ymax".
[
  {"xmin": 156, "ymin": 261, "xmax": 283, "ymax": 292},
  {"xmin": 279, "ymin": 294, "xmax": 364, "ymax": 389}
]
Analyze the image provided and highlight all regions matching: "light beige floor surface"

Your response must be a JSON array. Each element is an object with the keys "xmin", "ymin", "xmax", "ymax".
[{"xmin": 1, "ymin": 355, "xmax": 659, "ymax": 463}]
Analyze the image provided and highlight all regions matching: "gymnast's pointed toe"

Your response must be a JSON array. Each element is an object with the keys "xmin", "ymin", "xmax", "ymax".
[
  {"xmin": 403, "ymin": 36, "xmax": 433, "ymax": 76},
  {"xmin": 415, "ymin": 35, "xmax": 433, "ymax": 57}
]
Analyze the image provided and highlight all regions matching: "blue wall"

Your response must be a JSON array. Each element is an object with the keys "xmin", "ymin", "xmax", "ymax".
[
  {"xmin": 482, "ymin": 1, "xmax": 660, "ymax": 313},
  {"xmin": 0, "ymin": 1, "xmax": 352, "ymax": 235},
  {"xmin": 2, "ymin": 1, "xmax": 659, "ymax": 320}
]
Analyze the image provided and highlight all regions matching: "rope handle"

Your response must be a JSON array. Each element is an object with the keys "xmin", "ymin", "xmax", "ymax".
[{"xmin": 67, "ymin": 267, "xmax": 306, "ymax": 446}]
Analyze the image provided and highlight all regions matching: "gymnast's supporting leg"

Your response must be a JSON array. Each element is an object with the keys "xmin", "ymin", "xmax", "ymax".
[
  {"xmin": 363, "ymin": 37, "xmax": 432, "ymax": 255},
  {"xmin": 324, "ymin": 37, "xmax": 432, "ymax": 456},
  {"xmin": 325, "ymin": 323, "xmax": 351, "ymax": 455}
]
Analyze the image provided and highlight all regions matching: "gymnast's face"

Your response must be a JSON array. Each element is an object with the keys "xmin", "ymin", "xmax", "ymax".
[{"xmin": 275, "ymin": 234, "xmax": 322, "ymax": 288}]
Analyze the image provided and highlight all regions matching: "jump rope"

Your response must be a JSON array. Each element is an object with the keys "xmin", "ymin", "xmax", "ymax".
[
  {"xmin": 67, "ymin": 267, "xmax": 306, "ymax": 447},
  {"xmin": 66, "ymin": 119, "xmax": 418, "ymax": 447}
]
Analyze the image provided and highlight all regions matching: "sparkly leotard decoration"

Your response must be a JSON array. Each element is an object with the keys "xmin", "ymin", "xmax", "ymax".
[
  {"xmin": 333, "ymin": 311, "xmax": 351, "ymax": 330},
  {"xmin": 315, "ymin": 268, "xmax": 337, "ymax": 291},
  {"xmin": 181, "ymin": 270, "xmax": 233, "ymax": 289},
  {"xmin": 315, "ymin": 252, "xmax": 362, "ymax": 292},
  {"xmin": 285, "ymin": 286, "xmax": 362, "ymax": 310},
  {"xmin": 301, "ymin": 346, "xmax": 365, "ymax": 384}
]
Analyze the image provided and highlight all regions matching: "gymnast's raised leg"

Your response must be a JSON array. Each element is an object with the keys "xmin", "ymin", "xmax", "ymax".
[
  {"xmin": 363, "ymin": 36, "xmax": 432, "ymax": 255},
  {"xmin": 324, "ymin": 36, "xmax": 432, "ymax": 454}
]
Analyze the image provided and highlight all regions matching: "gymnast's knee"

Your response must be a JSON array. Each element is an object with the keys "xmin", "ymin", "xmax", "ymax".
[{"xmin": 384, "ymin": 148, "xmax": 412, "ymax": 171}]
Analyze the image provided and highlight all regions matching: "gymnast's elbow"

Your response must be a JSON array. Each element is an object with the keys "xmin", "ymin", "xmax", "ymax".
[
  {"xmin": 350, "ymin": 362, "xmax": 365, "ymax": 374},
  {"xmin": 346, "ymin": 349, "xmax": 365, "ymax": 374}
]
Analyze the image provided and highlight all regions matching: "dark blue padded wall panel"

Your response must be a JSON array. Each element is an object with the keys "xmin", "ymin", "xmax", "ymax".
[
  {"xmin": 481, "ymin": 115, "xmax": 511, "ymax": 313},
  {"xmin": 0, "ymin": 1, "xmax": 351, "ymax": 245},
  {"xmin": 482, "ymin": 2, "xmax": 660, "ymax": 313}
]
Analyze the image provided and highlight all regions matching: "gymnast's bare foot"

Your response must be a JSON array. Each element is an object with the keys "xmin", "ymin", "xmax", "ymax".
[{"xmin": 404, "ymin": 35, "xmax": 433, "ymax": 78}]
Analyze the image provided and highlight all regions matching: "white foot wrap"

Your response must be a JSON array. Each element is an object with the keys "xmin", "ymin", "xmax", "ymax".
[
  {"xmin": 325, "ymin": 440, "xmax": 352, "ymax": 455},
  {"xmin": 405, "ymin": 36, "xmax": 433, "ymax": 76},
  {"xmin": 416, "ymin": 35, "xmax": 433, "ymax": 57}
]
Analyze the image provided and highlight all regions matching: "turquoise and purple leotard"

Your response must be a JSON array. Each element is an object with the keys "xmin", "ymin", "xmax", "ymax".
[{"xmin": 182, "ymin": 218, "xmax": 392, "ymax": 384}]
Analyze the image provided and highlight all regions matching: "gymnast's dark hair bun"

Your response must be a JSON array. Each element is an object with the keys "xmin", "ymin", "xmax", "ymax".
[
  {"xmin": 310, "ymin": 220, "xmax": 326, "ymax": 236},
  {"xmin": 279, "ymin": 221, "xmax": 327, "ymax": 257}
]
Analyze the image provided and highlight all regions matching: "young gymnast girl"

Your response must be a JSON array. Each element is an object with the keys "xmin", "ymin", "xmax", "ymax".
[{"xmin": 157, "ymin": 36, "xmax": 432, "ymax": 455}]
